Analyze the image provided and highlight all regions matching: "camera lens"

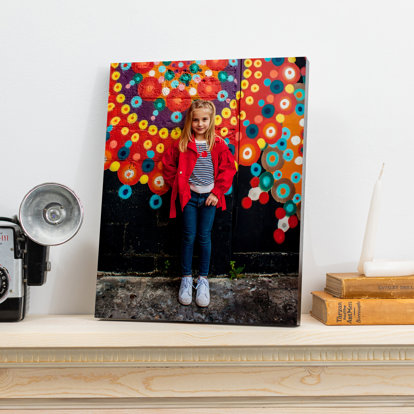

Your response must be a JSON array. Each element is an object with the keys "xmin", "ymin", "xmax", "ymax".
[
  {"xmin": 43, "ymin": 202, "xmax": 66, "ymax": 225},
  {"xmin": 0, "ymin": 267, "xmax": 10, "ymax": 304}
]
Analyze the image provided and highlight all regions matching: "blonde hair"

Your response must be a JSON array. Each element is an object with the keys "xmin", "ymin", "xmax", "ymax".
[{"xmin": 179, "ymin": 100, "xmax": 216, "ymax": 152}]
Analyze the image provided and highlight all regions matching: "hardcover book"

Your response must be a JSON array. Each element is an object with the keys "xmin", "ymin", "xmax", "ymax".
[
  {"xmin": 311, "ymin": 291, "xmax": 414, "ymax": 325},
  {"xmin": 326, "ymin": 272, "xmax": 414, "ymax": 299},
  {"xmin": 95, "ymin": 57, "xmax": 309, "ymax": 326}
]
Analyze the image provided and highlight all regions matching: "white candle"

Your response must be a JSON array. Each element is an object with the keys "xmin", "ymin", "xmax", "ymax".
[
  {"xmin": 357, "ymin": 164, "xmax": 384, "ymax": 275},
  {"xmin": 364, "ymin": 261, "xmax": 414, "ymax": 277}
]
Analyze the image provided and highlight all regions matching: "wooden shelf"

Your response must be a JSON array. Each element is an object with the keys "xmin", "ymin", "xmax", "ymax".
[
  {"xmin": 1, "ymin": 314, "xmax": 414, "ymax": 412},
  {"xmin": 3, "ymin": 313, "xmax": 414, "ymax": 346}
]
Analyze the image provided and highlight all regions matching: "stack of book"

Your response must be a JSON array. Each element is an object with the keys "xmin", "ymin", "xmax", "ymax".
[{"xmin": 311, "ymin": 272, "xmax": 414, "ymax": 325}]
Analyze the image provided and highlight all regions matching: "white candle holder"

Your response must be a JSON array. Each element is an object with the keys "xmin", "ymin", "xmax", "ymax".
[{"xmin": 364, "ymin": 261, "xmax": 414, "ymax": 277}]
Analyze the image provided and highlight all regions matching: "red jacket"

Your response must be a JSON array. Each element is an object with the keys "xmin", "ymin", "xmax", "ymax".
[{"xmin": 162, "ymin": 136, "xmax": 237, "ymax": 218}]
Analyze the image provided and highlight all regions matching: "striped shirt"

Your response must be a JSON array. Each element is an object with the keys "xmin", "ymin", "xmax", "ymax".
[{"xmin": 189, "ymin": 140, "xmax": 214, "ymax": 193}]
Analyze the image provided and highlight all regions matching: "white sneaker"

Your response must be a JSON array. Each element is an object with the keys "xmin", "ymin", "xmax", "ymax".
[
  {"xmin": 178, "ymin": 276, "xmax": 193, "ymax": 305},
  {"xmin": 195, "ymin": 277, "xmax": 210, "ymax": 307}
]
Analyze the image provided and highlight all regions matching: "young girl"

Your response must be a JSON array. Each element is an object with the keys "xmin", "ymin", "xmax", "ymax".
[{"xmin": 162, "ymin": 100, "xmax": 236, "ymax": 307}]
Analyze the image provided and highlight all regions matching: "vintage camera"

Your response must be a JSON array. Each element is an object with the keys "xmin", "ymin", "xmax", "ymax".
[{"xmin": 0, "ymin": 183, "xmax": 83, "ymax": 322}]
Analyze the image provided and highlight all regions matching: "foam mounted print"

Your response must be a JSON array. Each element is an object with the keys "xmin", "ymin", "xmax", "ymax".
[{"xmin": 95, "ymin": 57, "xmax": 308, "ymax": 326}]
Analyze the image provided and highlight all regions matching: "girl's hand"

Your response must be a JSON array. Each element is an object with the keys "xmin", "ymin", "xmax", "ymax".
[{"xmin": 205, "ymin": 193, "xmax": 218, "ymax": 206}]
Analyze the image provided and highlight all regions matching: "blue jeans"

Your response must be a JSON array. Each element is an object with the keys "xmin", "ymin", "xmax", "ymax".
[{"xmin": 181, "ymin": 191, "xmax": 216, "ymax": 277}]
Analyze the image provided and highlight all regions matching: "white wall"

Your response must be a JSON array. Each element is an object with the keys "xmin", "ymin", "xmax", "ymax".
[{"xmin": 1, "ymin": 0, "xmax": 413, "ymax": 316}]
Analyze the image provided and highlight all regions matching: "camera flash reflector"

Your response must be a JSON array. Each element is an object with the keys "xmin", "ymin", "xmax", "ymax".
[{"xmin": 19, "ymin": 183, "xmax": 83, "ymax": 246}]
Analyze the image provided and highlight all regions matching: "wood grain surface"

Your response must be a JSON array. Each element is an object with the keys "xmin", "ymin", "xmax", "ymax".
[{"xmin": 2, "ymin": 314, "xmax": 414, "ymax": 410}]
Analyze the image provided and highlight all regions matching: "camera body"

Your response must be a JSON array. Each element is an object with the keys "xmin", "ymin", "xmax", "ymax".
[
  {"xmin": 0, "ymin": 183, "xmax": 83, "ymax": 322},
  {"xmin": 0, "ymin": 223, "xmax": 26, "ymax": 321},
  {"xmin": 0, "ymin": 220, "xmax": 49, "ymax": 321}
]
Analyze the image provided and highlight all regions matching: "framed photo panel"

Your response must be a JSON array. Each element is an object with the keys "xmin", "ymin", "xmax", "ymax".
[{"xmin": 95, "ymin": 57, "xmax": 308, "ymax": 326}]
